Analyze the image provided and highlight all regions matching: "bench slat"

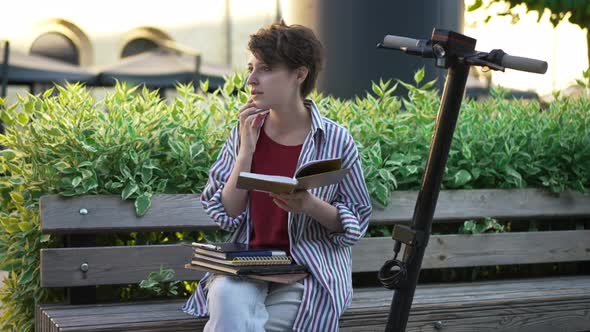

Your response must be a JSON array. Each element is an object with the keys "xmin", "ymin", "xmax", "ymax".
[
  {"xmin": 352, "ymin": 230, "xmax": 590, "ymax": 272},
  {"xmin": 41, "ymin": 230, "xmax": 590, "ymax": 287},
  {"xmin": 36, "ymin": 276, "xmax": 590, "ymax": 332},
  {"xmin": 39, "ymin": 194, "xmax": 216, "ymax": 234},
  {"xmin": 371, "ymin": 188, "xmax": 590, "ymax": 224},
  {"xmin": 40, "ymin": 244, "xmax": 203, "ymax": 287},
  {"xmin": 40, "ymin": 189, "xmax": 590, "ymax": 234}
]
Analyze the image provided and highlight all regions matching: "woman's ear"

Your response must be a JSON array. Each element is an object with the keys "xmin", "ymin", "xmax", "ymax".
[{"xmin": 296, "ymin": 66, "xmax": 309, "ymax": 84}]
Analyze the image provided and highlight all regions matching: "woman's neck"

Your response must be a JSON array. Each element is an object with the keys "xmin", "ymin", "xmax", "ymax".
[{"xmin": 267, "ymin": 99, "xmax": 310, "ymax": 134}]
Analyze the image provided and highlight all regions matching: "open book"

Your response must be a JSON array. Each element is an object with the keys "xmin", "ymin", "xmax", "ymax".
[{"xmin": 236, "ymin": 157, "xmax": 349, "ymax": 194}]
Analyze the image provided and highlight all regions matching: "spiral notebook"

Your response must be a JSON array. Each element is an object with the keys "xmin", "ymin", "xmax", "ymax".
[
  {"xmin": 193, "ymin": 252, "xmax": 292, "ymax": 266},
  {"xmin": 189, "ymin": 242, "xmax": 287, "ymax": 259}
]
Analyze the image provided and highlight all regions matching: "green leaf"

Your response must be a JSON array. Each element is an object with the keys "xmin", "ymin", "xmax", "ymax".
[
  {"xmin": 414, "ymin": 67, "xmax": 425, "ymax": 85},
  {"xmin": 199, "ymin": 80, "xmax": 209, "ymax": 92},
  {"xmin": 4, "ymin": 223, "xmax": 20, "ymax": 234},
  {"xmin": 8, "ymin": 177, "xmax": 25, "ymax": 185},
  {"xmin": 85, "ymin": 176, "xmax": 98, "ymax": 191},
  {"xmin": 505, "ymin": 166, "xmax": 523, "ymax": 186},
  {"xmin": 141, "ymin": 167, "xmax": 153, "ymax": 183},
  {"xmin": 122, "ymin": 182, "xmax": 139, "ymax": 200},
  {"xmin": 41, "ymin": 234, "xmax": 51, "ymax": 243},
  {"xmin": 9, "ymin": 192, "xmax": 24, "ymax": 204},
  {"xmin": 53, "ymin": 161, "xmax": 71, "ymax": 171},
  {"xmin": 72, "ymin": 176, "xmax": 82, "ymax": 188},
  {"xmin": 0, "ymin": 107, "xmax": 15, "ymax": 126},
  {"xmin": 81, "ymin": 169, "xmax": 93, "ymax": 179},
  {"xmin": 453, "ymin": 170, "xmax": 472, "ymax": 187},
  {"xmin": 190, "ymin": 143, "xmax": 204, "ymax": 159},
  {"xmin": 156, "ymin": 179, "xmax": 168, "ymax": 192},
  {"xmin": 238, "ymin": 91, "xmax": 249, "ymax": 104},
  {"xmin": 119, "ymin": 164, "xmax": 132, "ymax": 178},
  {"xmin": 378, "ymin": 169, "xmax": 396, "ymax": 188},
  {"xmin": 139, "ymin": 279, "xmax": 158, "ymax": 289},
  {"xmin": 18, "ymin": 268, "xmax": 34, "ymax": 285},
  {"xmin": 406, "ymin": 165, "xmax": 418, "ymax": 174},
  {"xmin": 467, "ymin": 0, "xmax": 483, "ymax": 12},
  {"xmin": 42, "ymin": 87, "xmax": 55, "ymax": 98},
  {"xmin": 369, "ymin": 142, "xmax": 382, "ymax": 165},
  {"xmin": 18, "ymin": 222, "xmax": 32, "ymax": 232},
  {"xmin": 81, "ymin": 142, "xmax": 98, "ymax": 153},
  {"xmin": 223, "ymin": 80, "xmax": 235, "ymax": 96},
  {"xmin": 371, "ymin": 82, "xmax": 383, "ymax": 97},
  {"xmin": 106, "ymin": 181, "xmax": 124, "ymax": 190},
  {"xmin": 17, "ymin": 113, "xmax": 29, "ymax": 126},
  {"xmin": 135, "ymin": 192, "xmax": 152, "ymax": 216},
  {"xmin": 421, "ymin": 78, "xmax": 437, "ymax": 90},
  {"xmin": 0, "ymin": 149, "xmax": 17, "ymax": 161},
  {"xmin": 374, "ymin": 182, "xmax": 389, "ymax": 206}
]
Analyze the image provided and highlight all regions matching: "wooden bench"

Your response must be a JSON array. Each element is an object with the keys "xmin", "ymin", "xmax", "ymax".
[{"xmin": 35, "ymin": 188, "xmax": 590, "ymax": 331}]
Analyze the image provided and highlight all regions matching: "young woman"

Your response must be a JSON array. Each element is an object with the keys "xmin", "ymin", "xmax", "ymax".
[{"xmin": 183, "ymin": 21, "xmax": 372, "ymax": 331}]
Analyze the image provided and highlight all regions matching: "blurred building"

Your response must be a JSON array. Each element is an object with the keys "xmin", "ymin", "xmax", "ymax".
[
  {"xmin": 0, "ymin": 0, "xmax": 587, "ymax": 101},
  {"xmin": 0, "ymin": 0, "xmax": 278, "ymax": 68}
]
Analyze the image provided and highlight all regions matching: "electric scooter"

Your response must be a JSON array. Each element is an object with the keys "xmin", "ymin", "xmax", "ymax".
[{"xmin": 376, "ymin": 29, "xmax": 548, "ymax": 332}]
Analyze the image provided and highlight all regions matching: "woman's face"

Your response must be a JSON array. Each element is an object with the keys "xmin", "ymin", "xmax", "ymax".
[{"xmin": 246, "ymin": 55, "xmax": 303, "ymax": 110}]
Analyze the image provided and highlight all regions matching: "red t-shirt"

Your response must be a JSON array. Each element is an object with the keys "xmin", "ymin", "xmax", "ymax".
[{"xmin": 248, "ymin": 127, "xmax": 303, "ymax": 256}]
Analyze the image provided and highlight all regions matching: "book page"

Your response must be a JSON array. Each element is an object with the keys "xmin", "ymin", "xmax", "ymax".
[
  {"xmin": 295, "ymin": 158, "xmax": 342, "ymax": 178},
  {"xmin": 295, "ymin": 168, "xmax": 350, "ymax": 190},
  {"xmin": 236, "ymin": 172, "xmax": 297, "ymax": 194},
  {"xmin": 239, "ymin": 173, "xmax": 297, "ymax": 184}
]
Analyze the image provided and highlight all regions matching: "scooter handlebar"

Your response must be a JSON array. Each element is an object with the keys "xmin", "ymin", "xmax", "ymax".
[
  {"xmin": 501, "ymin": 54, "xmax": 548, "ymax": 74},
  {"xmin": 382, "ymin": 35, "xmax": 421, "ymax": 49}
]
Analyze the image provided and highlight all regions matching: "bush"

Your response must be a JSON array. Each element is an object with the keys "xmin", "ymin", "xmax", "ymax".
[{"xmin": 0, "ymin": 69, "xmax": 589, "ymax": 330}]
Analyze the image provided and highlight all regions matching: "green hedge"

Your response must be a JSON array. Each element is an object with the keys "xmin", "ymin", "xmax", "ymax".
[{"xmin": 0, "ymin": 69, "xmax": 588, "ymax": 330}]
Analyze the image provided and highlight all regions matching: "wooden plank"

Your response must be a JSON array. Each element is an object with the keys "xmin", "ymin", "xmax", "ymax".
[
  {"xmin": 348, "ymin": 276, "xmax": 590, "ymax": 309},
  {"xmin": 371, "ymin": 188, "xmax": 590, "ymax": 225},
  {"xmin": 341, "ymin": 297, "xmax": 590, "ymax": 332},
  {"xmin": 41, "ymin": 230, "xmax": 590, "ymax": 287},
  {"xmin": 37, "ymin": 276, "xmax": 590, "ymax": 332},
  {"xmin": 341, "ymin": 276, "xmax": 590, "ymax": 331},
  {"xmin": 41, "ymin": 244, "xmax": 204, "ymax": 287},
  {"xmin": 38, "ymin": 300, "xmax": 205, "ymax": 332},
  {"xmin": 341, "ymin": 300, "xmax": 590, "ymax": 332},
  {"xmin": 40, "ymin": 189, "xmax": 590, "ymax": 234},
  {"xmin": 351, "ymin": 230, "xmax": 590, "ymax": 272},
  {"xmin": 39, "ymin": 194, "xmax": 216, "ymax": 234}
]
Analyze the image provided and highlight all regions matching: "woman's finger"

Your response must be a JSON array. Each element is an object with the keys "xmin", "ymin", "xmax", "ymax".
[
  {"xmin": 273, "ymin": 195, "xmax": 290, "ymax": 204},
  {"xmin": 238, "ymin": 99, "xmax": 255, "ymax": 112},
  {"xmin": 244, "ymin": 108, "xmax": 269, "ymax": 118},
  {"xmin": 239, "ymin": 106, "xmax": 258, "ymax": 119},
  {"xmin": 273, "ymin": 199, "xmax": 291, "ymax": 212},
  {"xmin": 244, "ymin": 114, "xmax": 256, "ymax": 128},
  {"xmin": 252, "ymin": 113, "xmax": 267, "ymax": 128},
  {"xmin": 277, "ymin": 193, "xmax": 298, "ymax": 201}
]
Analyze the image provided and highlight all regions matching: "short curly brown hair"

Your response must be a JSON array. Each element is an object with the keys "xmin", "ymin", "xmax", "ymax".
[{"xmin": 248, "ymin": 21, "xmax": 324, "ymax": 98}]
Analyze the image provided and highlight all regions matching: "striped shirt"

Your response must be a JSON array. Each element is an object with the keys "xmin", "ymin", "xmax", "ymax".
[{"xmin": 182, "ymin": 99, "xmax": 372, "ymax": 331}]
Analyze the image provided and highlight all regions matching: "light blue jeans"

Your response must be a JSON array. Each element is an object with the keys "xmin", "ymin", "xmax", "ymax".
[{"xmin": 204, "ymin": 274, "xmax": 304, "ymax": 332}]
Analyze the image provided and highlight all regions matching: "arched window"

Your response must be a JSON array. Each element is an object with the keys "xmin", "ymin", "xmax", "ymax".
[
  {"xmin": 120, "ymin": 27, "xmax": 172, "ymax": 58},
  {"xmin": 29, "ymin": 19, "xmax": 92, "ymax": 66},
  {"xmin": 30, "ymin": 32, "xmax": 79, "ymax": 65},
  {"xmin": 121, "ymin": 38, "xmax": 159, "ymax": 58}
]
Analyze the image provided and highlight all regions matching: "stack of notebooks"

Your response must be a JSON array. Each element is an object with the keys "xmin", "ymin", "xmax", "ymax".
[{"xmin": 185, "ymin": 242, "xmax": 309, "ymax": 284}]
